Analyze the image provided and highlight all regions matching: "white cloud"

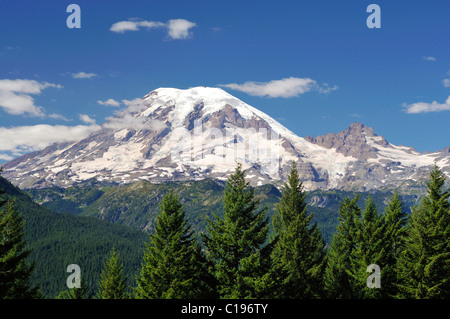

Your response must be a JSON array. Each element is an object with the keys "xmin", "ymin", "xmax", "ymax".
[
  {"xmin": 220, "ymin": 77, "xmax": 336, "ymax": 98},
  {"xmin": 166, "ymin": 19, "xmax": 196, "ymax": 40},
  {"xmin": 79, "ymin": 114, "xmax": 97, "ymax": 125},
  {"xmin": 103, "ymin": 97, "xmax": 166, "ymax": 131},
  {"xmin": 72, "ymin": 72, "xmax": 98, "ymax": 79},
  {"xmin": 109, "ymin": 20, "xmax": 165, "ymax": 33},
  {"xmin": 0, "ymin": 79, "xmax": 60, "ymax": 93},
  {"xmin": 0, "ymin": 79, "xmax": 62, "ymax": 117},
  {"xmin": 49, "ymin": 113, "xmax": 70, "ymax": 121},
  {"xmin": 403, "ymin": 96, "xmax": 450, "ymax": 114},
  {"xmin": 0, "ymin": 153, "xmax": 14, "ymax": 161},
  {"xmin": 121, "ymin": 98, "xmax": 146, "ymax": 112},
  {"xmin": 0, "ymin": 124, "xmax": 101, "ymax": 158},
  {"xmin": 97, "ymin": 98, "xmax": 121, "ymax": 107},
  {"xmin": 110, "ymin": 21, "xmax": 140, "ymax": 33},
  {"xmin": 422, "ymin": 56, "xmax": 436, "ymax": 61},
  {"xmin": 110, "ymin": 18, "xmax": 196, "ymax": 40},
  {"xmin": 443, "ymin": 78, "xmax": 450, "ymax": 88}
]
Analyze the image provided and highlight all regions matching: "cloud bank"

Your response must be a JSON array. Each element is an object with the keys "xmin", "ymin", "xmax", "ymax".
[
  {"xmin": 0, "ymin": 124, "xmax": 101, "ymax": 159},
  {"xmin": 0, "ymin": 79, "xmax": 62, "ymax": 117}
]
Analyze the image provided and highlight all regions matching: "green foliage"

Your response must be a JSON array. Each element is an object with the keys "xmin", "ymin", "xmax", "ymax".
[
  {"xmin": 381, "ymin": 193, "xmax": 408, "ymax": 297},
  {"xmin": 397, "ymin": 165, "xmax": 450, "ymax": 298},
  {"xmin": 2, "ymin": 163, "xmax": 448, "ymax": 299},
  {"xmin": 135, "ymin": 191, "xmax": 215, "ymax": 299},
  {"xmin": 324, "ymin": 195, "xmax": 361, "ymax": 298},
  {"xmin": 202, "ymin": 163, "xmax": 270, "ymax": 298},
  {"xmin": 347, "ymin": 197, "xmax": 386, "ymax": 298},
  {"xmin": 56, "ymin": 276, "xmax": 91, "ymax": 299},
  {"xmin": 270, "ymin": 161, "xmax": 326, "ymax": 298},
  {"xmin": 96, "ymin": 247, "xmax": 127, "ymax": 299},
  {"xmin": 0, "ymin": 197, "xmax": 40, "ymax": 299},
  {"xmin": 25, "ymin": 177, "xmax": 419, "ymax": 245},
  {"xmin": 0, "ymin": 175, "xmax": 147, "ymax": 298}
]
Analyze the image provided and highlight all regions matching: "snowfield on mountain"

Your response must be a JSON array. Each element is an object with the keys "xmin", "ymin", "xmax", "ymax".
[{"xmin": 3, "ymin": 87, "xmax": 449, "ymax": 192}]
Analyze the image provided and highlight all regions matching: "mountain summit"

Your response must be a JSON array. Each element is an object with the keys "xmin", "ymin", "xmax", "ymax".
[{"xmin": 2, "ymin": 87, "xmax": 449, "ymax": 192}]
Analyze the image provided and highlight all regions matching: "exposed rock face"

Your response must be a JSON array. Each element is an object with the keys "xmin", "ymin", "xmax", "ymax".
[
  {"xmin": 2, "ymin": 88, "xmax": 449, "ymax": 192},
  {"xmin": 305, "ymin": 123, "xmax": 385, "ymax": 160}
]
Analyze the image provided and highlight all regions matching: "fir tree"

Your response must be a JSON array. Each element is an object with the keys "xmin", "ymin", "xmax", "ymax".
[
  {"xmin": 96, "ymin": 247, "xmax": 127, "ymax": 299},
  {"xmin": 55, "ymin": 277, "xmax": 90, "ymax": 299},
  {"xmin": 397, "ymin": 165, "xmax": 450, "ymax": 298},
  {"xmin": 0, "ymin": 191, "xmax": 39, "ymax": 299},
  {"xmin": 202, "ymin": 163, "xmax": 270, "ymax": 298},
  {"xmin": 382, "ymin": 193, "xmax": 408, "ymax": 298},
  {"xmin": 135, "ymin": 190, "xmax": 215, "ymax": 299},
  {"xmin": 324, "ymin": 195, "xmax": 361, "ymax": 298},
  {"xmin": 347, "ymin": 197, "xmax": 386, "ymax": 298},
  {"xmin": 270, "ymin": 161, "xmax": 326, "ymax": 298}
]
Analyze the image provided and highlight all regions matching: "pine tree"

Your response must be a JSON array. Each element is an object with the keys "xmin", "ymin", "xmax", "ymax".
[
  {"xmin": 397, "ymin": 165, "xmax": 450, "ymax": 298},
  {"xmin": 0, "ymin": 191, "xmax": 39, "ymax": 299},
  {"xmin": 382, "ymin": 193, "xmax": 408, "ymax": 298},
  {"xmin": 270, "ymin": 161, "xmax": 326, "ymax": 298},
  {"xmin": 202, "ymin": 163, "xmax": 270, "ymax": 298},
  {"xmin": 135, "ymin": 190, "xmax": 215, "ymax": 299},
  {"xmin": 96, "ymin": 247, "xmax": 127, "ymax": 299},
  {"xmin": 347, "ymin": 197, "xmax": 386, "ymax": 298},
  {"xmin": 324, "ymin": 195, "xmax": 361, "ymax": 298}
]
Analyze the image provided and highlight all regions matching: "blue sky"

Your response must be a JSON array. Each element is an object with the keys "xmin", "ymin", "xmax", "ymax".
[{"xmin": 0, "ymin": 0, "xmax": 449, "ymax": 163}]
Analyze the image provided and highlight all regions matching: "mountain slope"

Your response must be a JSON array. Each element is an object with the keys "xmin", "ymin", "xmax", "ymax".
[
  {"xmin": 25, "ymin": 178, "xmax": 421, "ymax": 245},
  {"xmin": 305, "ymin": 123, "xmax": 450, "ymax": 192},
  {"xmin": 0, "ymin": 175, "xmax": 148, "ymax": 298},
  {"xmin": 2, "ymin": 87, "xmax": 449, "ymax": 192}
]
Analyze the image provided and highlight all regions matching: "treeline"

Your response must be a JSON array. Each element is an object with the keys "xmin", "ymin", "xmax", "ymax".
[{"xmin": 1, "ymin": 163, "xmax": 449, "ymax": 299}]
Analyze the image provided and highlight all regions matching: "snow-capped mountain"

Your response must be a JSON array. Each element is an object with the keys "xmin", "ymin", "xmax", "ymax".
[{"xmin": 2, "ymin": 87, "xmax": 449, "ymax": 191}]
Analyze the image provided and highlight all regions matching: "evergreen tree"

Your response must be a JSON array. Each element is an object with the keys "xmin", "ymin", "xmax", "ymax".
[
  {"xmin": 96, "ymin": 247, "xmax": 127, "ymax": 299},
  {"xmin": 202, "ymin": 163, "xmax": 270, "ymax": 298},
  {"xmin": 55, "ymin": 277, "xmax": 90, "ymax": 299},
  {"xmin": 135, "ymin": 190, "xmax": 215, "ymax": 299},
  {"xmin": 382, "ymin": 193, "xmax": 408, "ymax": 298},
  {"xmin": 270, "ymin": 161, "xmax": 326, "ymax": 298},
  {"xmin": 397, "ymin": 165, "xmax": 450, "ymax": 298},
  {"xmin": 0, "ymin": 190, "xmax": 39, "ymax": 299},
  {"xmin": 324, "ymin": 195, "xmax": 361, "ymax": 298},
  {"xmin": 347, "ymin": 197, "xmax": 386, "ymax": 298}
]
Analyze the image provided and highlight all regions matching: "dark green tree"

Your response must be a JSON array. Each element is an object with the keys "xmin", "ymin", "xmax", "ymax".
[
  {"xmin": 96, "ymin": 247, "xmax": 127, "ymax": 299},
  {"xmin": 397, "ymin": 165, "xmax": 450, "ymax": 298},
  {"xmin": 55, "ymin": 276, "xmax": 90, "ymax": 299},
  {"xmin": 382, "ymin": 193, "xmax": 408, "ymax": 298},
  {"xmin": 0, "ymin": 187, "xmax": 39, "ymax": 299},
  {"xmin": 202, "ymin": 163, "xmax": 270, "ymax": 298},
  {"xmin": 135, "ymin": 190, "xmax": 215, "ymax": 299},
  {"xmin": 347, "ymin": 197, "xmax": 386, "ymax": 298},
  {"xmin": 270, "ymin": 161, "xmax": 326, "ymax": 298},
  {"xmin": 324, "ymin": 195, "xmax": 361, "ymax": 298}
]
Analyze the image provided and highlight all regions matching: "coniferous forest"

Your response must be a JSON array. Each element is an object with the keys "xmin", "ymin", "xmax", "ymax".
[{"xmin": 0, "ymin": 163, "xmax": 449, "ymax": 299}]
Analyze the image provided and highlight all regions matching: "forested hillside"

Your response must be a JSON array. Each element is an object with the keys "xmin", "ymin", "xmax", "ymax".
[
  {"xmin": 1, "ymin": 163, "xmax": 446, "ymax": 299},
  {"xmin": 26, "ymin": 179, "xmax": 419, "ymax": 243},
  {"xmin": 0, "ymin": 176, "xmax": 148, "ymax": 298}
]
